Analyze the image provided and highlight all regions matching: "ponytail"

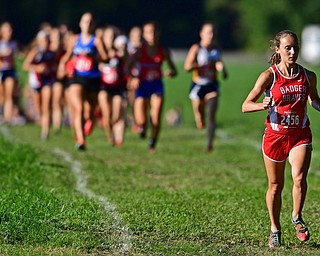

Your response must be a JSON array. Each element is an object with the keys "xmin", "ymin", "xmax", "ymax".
[
  {"xmin": 269, "ymin": 30, "xmax": 298, "ymax": 65},
  {"xmin": 269, "ymin": 52, "xmax": 281, "ymax": 65}
]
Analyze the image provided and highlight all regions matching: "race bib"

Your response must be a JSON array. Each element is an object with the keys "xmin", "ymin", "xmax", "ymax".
[
  {"xmin": 279, "ymin": 114, "xmax": 300, "ymax": 128},
  {"xmin": 74, "ymin": 55, "xmax": 93, "ymax": 72},
  {"xmin": 145, "ymin": 69, "xmax": 161, "ymax": 81},
  {"xmin": 200, "ymin": 65, "xmax": 215, "ymax": 80},
  {"xmin": 101, "ymin": 66, "xmax": 119, "ymax": 85}
]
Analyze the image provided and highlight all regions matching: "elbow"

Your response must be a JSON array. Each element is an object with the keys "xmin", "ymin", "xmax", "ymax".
[
  {"xmin": 241, "ymin": 103, "xmax": 248, "ymax": 113},
  {"xmin": 311, "ymin": 98, "xmax": 320, "ymax": 111},
  {"xmin": 183, "ymin": 64, "xmax": 191, "ymax": 72}
]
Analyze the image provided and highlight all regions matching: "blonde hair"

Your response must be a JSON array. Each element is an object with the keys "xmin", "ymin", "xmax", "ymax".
[{"xmin": 269, "ymin": 30, "xmax": 298, "ymax": 65}]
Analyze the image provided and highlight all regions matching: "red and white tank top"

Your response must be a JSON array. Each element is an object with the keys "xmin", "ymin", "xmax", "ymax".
[
  {"xmin": 139, "ymin": 43, "xmax": 164, "ymax": 82},
  {"xmin": 265, "ymin": 64, "xmax": 310, "ymax": 133},
  {"xmin": 100, "ymin": 55, "xmax": 124, "ymax": 87}
]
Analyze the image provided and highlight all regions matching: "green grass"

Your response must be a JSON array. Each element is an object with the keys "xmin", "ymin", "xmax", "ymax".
[{"xmin": 2, "ymin": 59, "xmax": 320, "ymax": 255}]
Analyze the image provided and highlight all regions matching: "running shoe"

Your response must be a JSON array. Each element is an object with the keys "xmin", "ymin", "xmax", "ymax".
[
  {"xmin": 268, "ymin": 230, "xmax": 281, "ymax": 248},
  {"xmin": 75, "ymin": 142, "xmax": 86, "ymax": 151},
  {"xmin": 206, "ymin": 145, "xmax": 213, "ymax": 153},
  {"xmin": 84, "ymin": 119, "xmax": 93, "ymax": 136},
  {"xmin": 41, "ymin": 133, "xmax": 48, "ymax": 141},
  {"xmin": 139, "ymin": 127, "xmax": 146, "ymax": 139},
  {"xmin": 131, "ymin": 124, "xmax": 140, "ymax": 134},
  {"xmin": 291, "ymin": 216, "xmax": 310, "ymax": 242},
  {"xmin": 149, "ymin": 138, "xmax": 156, "ymax": 153},
  {"xmin": 113, "ymin": 140, "xmax": 123, "ymax": 147},
  {"xmin": 197, "ymin": 123, "xmax": 205, "ymax": 129},
  {"xmin": 149, "ymin": 147, "xmax": 156, "ymax": 153}
]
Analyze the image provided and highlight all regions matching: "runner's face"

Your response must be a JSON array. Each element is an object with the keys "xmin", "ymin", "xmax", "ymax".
[
  {"xmin": 1, "ymin": 23, "xmax": 13, "ymax": 41},
  {"xmin": 79, "ymin": 13, "xmax": 93, "ymax": 33},
  {"xmin": 143, "ymin": 24, "xmax": 158, "ymax": 44},
  {"xmin": 37, "ymin": 35, "xmax": 49, "ymax": 51},
  {"xmin": 277, "ymin": 35, "xmax": 299, "ymax": 65},
  {"xmin": 50, "ymin": 28, "xmax": 60, "ymax": 44},
  {"xmin": 129, "ymin": 28, "xmax": 142, "ymax": 46},
  {"xmin": 200, "ymin": 25, "xmax": 214, "ymax": 46},
  {"xmin": 102, "ymin": 29, "xmax": 115, "ymax": 49}
]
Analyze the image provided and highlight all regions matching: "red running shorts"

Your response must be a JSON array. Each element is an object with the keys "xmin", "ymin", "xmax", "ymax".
[{"xmin": 262, "ymin": 128, "xmax": 312, "ymax": 162}]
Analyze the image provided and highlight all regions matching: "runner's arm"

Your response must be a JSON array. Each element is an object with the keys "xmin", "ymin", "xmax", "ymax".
[
  {"xmin": 307, "ymin": 70, "xmax": 320, "ymax": 111},
  {"xmin": 163, "ymin": 48, "xmax": 177, "ymax": 77},
  {"xmin": 242, "ymin": 69, "xmax": 273, "ymax": 113},
  {"xmin": 184, "ymin": 44, "xmax": 199, "ymax": 72}
]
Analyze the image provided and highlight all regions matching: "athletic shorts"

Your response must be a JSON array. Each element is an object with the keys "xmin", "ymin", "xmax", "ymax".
[
  {"xmin": 135, "ymin": 80, "xmax": 164, "ymax": 99},
  {"xmin": 72, "ymin": 73, "xmax": 100, "ymax": 93},
  {"xmin": 100, "ymin": 84, "xmax": 125, "ymax": 97},
  {"xmin": 59, "ymin": 77, "xmax": 72, "ymax": 89},
  {"xmin": 262, "ymin": 128, "xmax": 312, "ymax": 162},
  {"xmin": 29, "ymin": 73, "xmax": 55, "ymax": 92},
  {"xmin": 189, "ymin": 81, "xmax": 219, "ymax": 100},
  {"xmin": 0, "ymin": 69, "xmax": 16, "ymax": 83}
]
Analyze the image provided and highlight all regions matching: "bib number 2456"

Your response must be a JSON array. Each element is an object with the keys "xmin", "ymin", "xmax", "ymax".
[{"xmin": 280, "ymin": 114, "xmax": 299, "ymax": 126}]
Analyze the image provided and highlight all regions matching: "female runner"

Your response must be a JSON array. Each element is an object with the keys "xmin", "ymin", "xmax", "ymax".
[
  {"xmin": 58, "ymin": 12, "xmax": 107, "ymax": 150},
  {"xmin": 126, "ymin": 21, "xmax": 177, "ymax": 152},
  {"xmin": 184, "ymin": 23, "xmax": 228, "ymax": 152},
  {"xmin": 98, "ymin": 25, "xmax": 127, "ymax": 146},
  {"xmin": 0, "ymin": 22, "xmax": 19, "ymax": 124},
  {"xmin": 23, "ymin": 30, "xmax": 56, "ymax": 140},
  {"xmin": 242, "ymin": 30, "xmax": 320, "ymax": 247}
]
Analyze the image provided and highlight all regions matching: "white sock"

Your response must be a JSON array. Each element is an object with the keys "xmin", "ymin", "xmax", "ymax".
[{"xmin": 292, "ymin": 211, "xmax": 299, "ymax": 221}]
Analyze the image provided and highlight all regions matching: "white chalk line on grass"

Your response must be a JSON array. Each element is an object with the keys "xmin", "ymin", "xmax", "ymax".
[
  {"xmin": 53, "ymin": 148, "xmax": 132, "ymax": 255},
  {"xmin": 216, "ymin": 129, "xmax": 262, "ymax": 151},
  {"xmin": 0, "ymin": 126, "xmax": 131, "ymax": 255},
  {"xmin": 1, "ymin": 125, "xmax": 259, "ymax": 254}
]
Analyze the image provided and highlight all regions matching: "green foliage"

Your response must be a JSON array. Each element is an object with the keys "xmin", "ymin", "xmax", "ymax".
[
  {"xmin": 204, "ymin": 0, "xmax": 320, "ymax": 51},
  {"xmin": 3, "ymin": 0, "xmax": 320, "ymax": 51}
]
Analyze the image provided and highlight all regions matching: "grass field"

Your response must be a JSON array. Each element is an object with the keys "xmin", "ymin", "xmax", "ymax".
[{"xmin": 1, "ymin": 57, "xmax": 320, "ymax": 255}]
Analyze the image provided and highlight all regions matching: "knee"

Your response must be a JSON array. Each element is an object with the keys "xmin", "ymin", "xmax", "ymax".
[
  {"xmin": 268, "ymin": 182, "xmax": 284, "ymax": 195},
  {"xmin": 293, "ymin": 175, "xmax": 307, "ymax": 188},
  {"xmin": 71, "ymin": 100, "xmax": 83, "ymax": 112},
  {"xmin": 73, "ymin": 106, "xmax": 83, "ymax": 116}
]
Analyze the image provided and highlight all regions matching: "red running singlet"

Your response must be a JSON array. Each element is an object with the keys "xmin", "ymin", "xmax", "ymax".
[
  {"xmin": 139, "ymin": 43, "xmax": 164, "ymax": 82},
  {"xmin": 265, "ymin": 64, "xmax": 310, "ymax": 133}
]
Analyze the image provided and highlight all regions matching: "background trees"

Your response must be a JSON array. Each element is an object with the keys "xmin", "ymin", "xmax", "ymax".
[
  {"xmin": 0, "ymin": 0, "xmax": 320, "ymax": 51},
  {"xmin": 204, "ymin": 0, "xmax": 320, "ymax": 51}
]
